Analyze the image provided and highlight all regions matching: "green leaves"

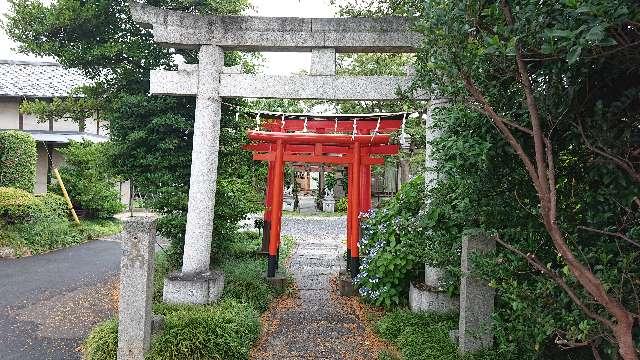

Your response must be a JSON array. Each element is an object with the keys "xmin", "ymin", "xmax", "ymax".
[
  {"xmin": 0, "ymin": 131, "xmax": 37, "ymax": 192},
  {"xmin": 567, "ymin": 46, "xmax": 582, "ymax": 64}
]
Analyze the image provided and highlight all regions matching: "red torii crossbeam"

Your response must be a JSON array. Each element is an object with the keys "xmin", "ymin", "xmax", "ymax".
[{"xmin": 244, "ymin": 114, "xmax": 404, "ymax": 279}]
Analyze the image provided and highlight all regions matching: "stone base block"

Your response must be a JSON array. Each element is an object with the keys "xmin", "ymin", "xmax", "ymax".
[
  {"xmin": 162, "ymin": 270, "xmax": 224, "ymax": 305},
  {"xmin": 322, "ymin": 200, "xmax": 335, "ymax": 212},
  {"xmin": 409, "ymin": 281, "xmax": 459, "ymax": 313},
  {"xmin": 449, "ymin": 329, "xmax": 459, "ymax": 343},
  {"xmin": 264, "ymin": 273, "xmax": 287, "ymax": 291},
  {"xmin": 338, "ymin": 274, "xmax": 356, "ymax": 297},
  {"xmin": 151, "ymin": 314, "xmax": 165, "ymax": 336}
]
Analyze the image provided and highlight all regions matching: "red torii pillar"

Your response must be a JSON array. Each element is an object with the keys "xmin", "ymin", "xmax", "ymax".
[
  {"xmin": 267, "ymin": 140, "xmax": 286, "ymax": 277},
  {"xmin": 348, "ymin": 142, "xmax": 362, "ymax": 278},
  {"xmin": 260, "ymin": 161, "xmax": 275, "ymax": 255}
]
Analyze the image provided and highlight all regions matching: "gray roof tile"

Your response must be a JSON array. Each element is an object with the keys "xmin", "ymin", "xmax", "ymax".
[{"xmin": 0, "ymin": 60, "xmax": 92, "ymax": 98}]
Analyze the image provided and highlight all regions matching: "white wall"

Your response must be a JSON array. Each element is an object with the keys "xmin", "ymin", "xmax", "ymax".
[
  {"xmin": 0, "ymin": 99, "xmax": 19, "ymax": 129},
  {"xmin": 34, "ymin": 143, "xmax": 48, "ymax": 193},
  {"xmin": 34, "ymin": 144, "xmax": 65, "ymax": 194},
  {"xmin": 0, "ymin": 98, "xmax": 109, "ymax": 133},
  {"xmin": 21, "ymin": 112, "xmax": 50, "ymax": 131}
]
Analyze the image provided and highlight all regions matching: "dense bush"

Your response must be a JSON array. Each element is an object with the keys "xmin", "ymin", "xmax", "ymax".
[
  {"xmin": 0, "ymin": 187, "xmax": 120, "ymax": 255},
  {"xmin": 52, "ymin": 141, "xmax": 123, "ymax": 218},
  {"xmin": 222, "ymin": 258, "xmax": 275, "ymax": 312},
  {"xmin": 0, "ymin": 130, "xmax": 36, "ymax": 191},
  {"xmin": 335, "ymin": 197, "xmax": 348, "ymax": 213},
  {"xmin": 375, "ymin": 309, "xmax": 497, "ymax": 360}
]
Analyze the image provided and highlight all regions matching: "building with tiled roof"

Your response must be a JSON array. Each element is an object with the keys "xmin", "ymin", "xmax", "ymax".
[
  {"xmin": 0, "ymin": 59, "xmax": 91, "ymax": 98},
  {"xmin": 0, "ymin": 60, "xmax": 128, "ymax": 202}
]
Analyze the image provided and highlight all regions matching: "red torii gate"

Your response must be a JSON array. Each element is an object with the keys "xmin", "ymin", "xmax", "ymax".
[{"xmin": 244, "ymin": 114, "xmax": 404, "ymax": 279}]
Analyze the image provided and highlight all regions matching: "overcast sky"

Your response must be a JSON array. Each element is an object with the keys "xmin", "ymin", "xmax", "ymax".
[{"xmin": 0, "ymin": 0, "xmax": 337, "ymax": 74}]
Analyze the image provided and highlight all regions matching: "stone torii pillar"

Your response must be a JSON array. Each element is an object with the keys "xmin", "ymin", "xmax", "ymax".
[{"xmin": 162, "ymin": 46, "xmax": 226, "ymax": 304}]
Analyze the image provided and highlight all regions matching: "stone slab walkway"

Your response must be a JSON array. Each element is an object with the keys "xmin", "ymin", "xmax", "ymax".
[
  {"xmin": 251, "ymin": 215, "xmax": 384, "ymax": 360},
  {"xmin": 0, "ymin": 239, "xmax": 121, "ymax": 360}
]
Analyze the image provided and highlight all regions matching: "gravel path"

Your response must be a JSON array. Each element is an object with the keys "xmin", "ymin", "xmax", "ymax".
[
  {"xmin": 252, "ymin": 215, "xmax": 382, "ymax": 360},
  {"xmin": 0, "ymin": 239, "xmax": 121, "ymax": 360}
]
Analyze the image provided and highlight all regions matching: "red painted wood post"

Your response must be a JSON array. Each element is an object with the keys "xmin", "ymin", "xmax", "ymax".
[
  {"xmin": 350, "ymin": 142, "xmax": 361, "ymax": 278},
  {"xmin": 346, "ymin": 165, "xmax": 353, "ymax": 271},
  {"xmin": 360, "ymin": 148, "xmax": 372, "ymax": 212},
  {"xmin": 261, "ymin": 161, "xmax": 274, "ymax": 254},
  {"xmin": 267, "ymin": 140, "xmax": 285, "ymax": 277}
]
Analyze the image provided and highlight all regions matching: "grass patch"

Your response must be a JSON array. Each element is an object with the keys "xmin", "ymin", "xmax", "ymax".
[
  {"xmin": 77, "ymin": 218, "xmax": 123, "ymax": 239},
  {"xmin": 374, "ymin": 309, "xmax": 499, "ymax": 360}
]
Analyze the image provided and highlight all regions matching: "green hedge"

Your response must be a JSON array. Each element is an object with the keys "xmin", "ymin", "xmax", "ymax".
[
  {"xmin": 149, "ymin": 300, "xmax": 260, "ymax": 360},
  {"xmin": 0, "ymin": 131, "xmax": 37, "ymax": 191}
]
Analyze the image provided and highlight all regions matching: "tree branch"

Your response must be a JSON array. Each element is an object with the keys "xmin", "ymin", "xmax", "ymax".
[
  {"xmin": 461, "ymin": 73, "xmax": 542, "ymax": 194},
  {"xmin": 500, "ymin": 0, "xmax": 552, "ymax": 217},
  {"xmin": 575, "ymin": 120, "xmax": 640, "ymax": 183},
  {"xmin": 577, "ymin": 226, "xmax": 640, "ymax": 248}
]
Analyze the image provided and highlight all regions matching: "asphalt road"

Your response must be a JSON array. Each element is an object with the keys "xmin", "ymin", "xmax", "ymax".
[{"xmin": 0, "ymin": 239, "xmax": 121, "ymax": 360}]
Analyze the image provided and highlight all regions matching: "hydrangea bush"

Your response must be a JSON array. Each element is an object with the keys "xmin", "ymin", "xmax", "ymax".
[{"xmin": 355, "ymin": 175, "xmax": 425, "ymax": 307}]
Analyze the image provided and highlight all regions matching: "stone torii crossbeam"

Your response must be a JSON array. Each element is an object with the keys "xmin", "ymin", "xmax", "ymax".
[{"xmin": 130, "ymin": 2, "xmax": 428, "ymax": 304}]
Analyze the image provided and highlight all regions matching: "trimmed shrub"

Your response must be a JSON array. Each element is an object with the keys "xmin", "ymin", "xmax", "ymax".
[
  {"xmin": 0, "ymin": 130, "xmax": 37, "ymax": 191},
  {"xmin": 83, "ymin": 318, "xmax": 117, "ymax": 360},
  {"xmin": 0, "ymin": 188, "xmax": 68, "ymax": 224},
  {"xmin": 11, "ymin": 216, "xmax": 81, "ymax": 253},
  {"xmin": 148, "ymin": 300, "xmax": 260, "ymax": 360},
  {"xmin": 52, "ymin": 141, "xmax": 123, "ymax": 218},
  {"xmin": 0, "ymin": 187, "xmax": 42, "ymax": 223}
]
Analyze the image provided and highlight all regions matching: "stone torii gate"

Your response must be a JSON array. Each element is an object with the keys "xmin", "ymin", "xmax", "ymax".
[{"xmin": 130, "ymin": 2, "xmax": 427, "ymax": 304}]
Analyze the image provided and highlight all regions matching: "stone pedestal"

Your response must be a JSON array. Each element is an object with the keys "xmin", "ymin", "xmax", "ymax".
[
  {"xmin": 338, "ymin": 271, "xmax": 356, "ymax": 296},
  {"xmin": 409, "ymin": 282, "xmax": 459, "ymax": 313},
  {"xmin": 264, "ymin": 273, "xmax": 287, "ymax": 291},
  {"xmin": 459, "ymin": 232, "xmax": 496, "ymax": 353},
  {"xmin": 283, "ymin": 195, "xmax": 294, "ymax": 211},
  {"xmin": 162, "ymin": 270, "xmax": 224, "ymax": 305},
  {"xmin": 117, "ymin": 217, "xmax": 156, "ymax": 360},
  {"xmin": 409, "ymin": 265, "xmax": 458, "ymax": 313},
  {"xmin": 322, "ymin": 198, "xmax": 335, "ymax": 212}
]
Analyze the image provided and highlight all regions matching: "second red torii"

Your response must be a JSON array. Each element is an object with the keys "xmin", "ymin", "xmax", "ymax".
[{"xmin": 244, "ymin": 114, "xmax": 404, "ymax": 279}]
